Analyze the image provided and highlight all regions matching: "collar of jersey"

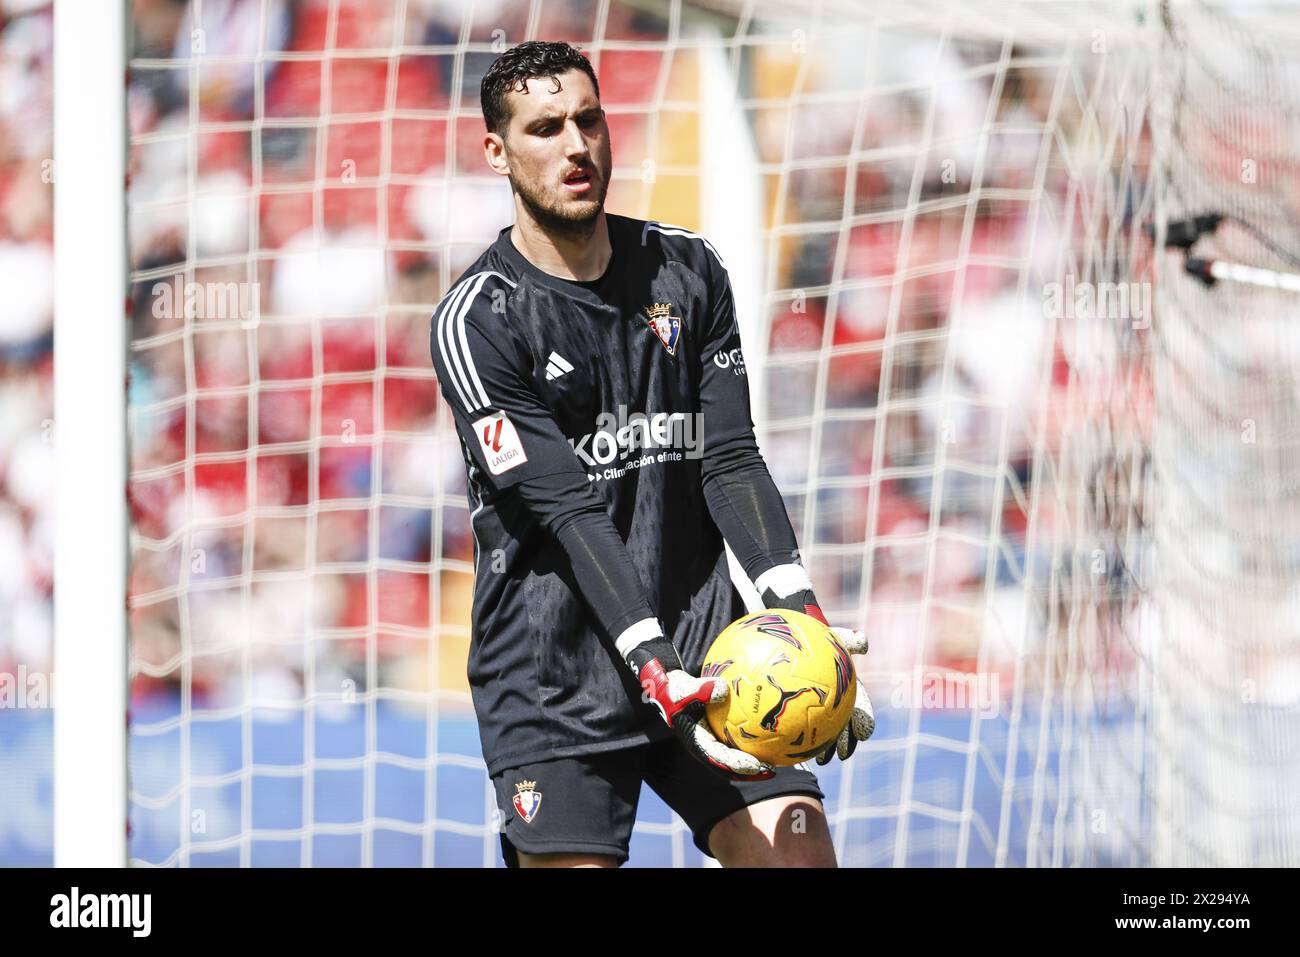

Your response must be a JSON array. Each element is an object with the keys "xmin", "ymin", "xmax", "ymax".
[{"xmin": 496, "ymin": 216, "xmax": 624, "ymax": 307}]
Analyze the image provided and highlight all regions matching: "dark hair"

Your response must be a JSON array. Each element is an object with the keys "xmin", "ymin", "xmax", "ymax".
[{"xmin": 480, "ymin": 40, "xmax": 601, "ymax": 135}]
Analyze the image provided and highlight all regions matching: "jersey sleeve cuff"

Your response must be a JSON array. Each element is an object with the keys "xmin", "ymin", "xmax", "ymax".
[
  {"xmin": 754, "ymin": 562, "xmax": 814, "ymax": 600},
  {"xmin": 613, "ymin": 617, "xmax": 664, "ymax": 659}
]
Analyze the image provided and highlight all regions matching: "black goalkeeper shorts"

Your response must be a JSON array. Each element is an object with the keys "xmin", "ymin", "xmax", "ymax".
[{"xmin": 490, "ymin": 738, "xmax": 824, "ymax": 865}]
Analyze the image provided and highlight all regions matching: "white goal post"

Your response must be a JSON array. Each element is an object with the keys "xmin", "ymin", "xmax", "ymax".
[{"xmin": 52, "ymin": 0, "xmax": 130, "ymax": 867}]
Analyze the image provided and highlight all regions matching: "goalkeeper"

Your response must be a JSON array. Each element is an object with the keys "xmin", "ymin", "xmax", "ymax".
[{"xmin": 430, "ymin": 40, "xmax": 874, "ymax": 868}]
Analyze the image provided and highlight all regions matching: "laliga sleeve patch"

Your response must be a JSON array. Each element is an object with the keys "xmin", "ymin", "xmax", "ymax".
[{"xmin": 473, "ymin": 411, "xmax": 528, "ymax": 475}]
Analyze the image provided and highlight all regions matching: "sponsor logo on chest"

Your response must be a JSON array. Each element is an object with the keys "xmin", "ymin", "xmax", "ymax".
[{"xmin": 569, "ymin": 406, "xmax": 704, "ymax": 467}]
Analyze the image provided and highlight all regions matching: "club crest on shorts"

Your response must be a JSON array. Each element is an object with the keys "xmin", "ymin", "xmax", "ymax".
[
  {"xmin": 512, "ymin": 779, "xmax": 542, "ymax": 823},
  {"xmin": 645, "ymin": 302, "xmax": 681, "ymax": 356}
]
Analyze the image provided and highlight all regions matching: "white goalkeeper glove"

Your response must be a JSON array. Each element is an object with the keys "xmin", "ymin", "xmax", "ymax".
[
  {"xmin": 756, "ymin": 563, "xmax": 876, "ymax": 765},
  {"xmin": 618, "ymin": 620, "xmax": 775, "ymax": 780},
  {"xmin": 813, "ymin": 625, "xmax": 875, "ymax": 765}
]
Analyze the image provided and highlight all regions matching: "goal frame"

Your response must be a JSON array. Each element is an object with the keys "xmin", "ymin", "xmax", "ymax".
[{"xmin": 52, "ymin": 0, "xmax": 130, "ymax": 868}]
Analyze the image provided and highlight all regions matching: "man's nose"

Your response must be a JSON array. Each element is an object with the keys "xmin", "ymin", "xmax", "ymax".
[{"xmin": 561, "ymin": 119, "xmax": 590, "ymax": 158}]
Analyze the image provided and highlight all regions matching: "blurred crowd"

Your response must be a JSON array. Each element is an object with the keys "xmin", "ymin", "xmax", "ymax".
[
  {"xmin": 0, "ymin": 0, "xmax": 54, "ymax": 686},
  {"xmin": 0, "ymin": 0, "xmax": 1147, "ymax": 713},
  {"xmin": 123, "ymin": 0, "xmax": 692, "ymax": 708},
  {"xmin": 768, "ymin": 79, "xmax": 1054, "ymax": 690}
]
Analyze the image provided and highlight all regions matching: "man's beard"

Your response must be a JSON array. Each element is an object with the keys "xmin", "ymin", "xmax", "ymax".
[{"xmin": 510, "ymin": 166, "xmax": 608, "ymax": 241}]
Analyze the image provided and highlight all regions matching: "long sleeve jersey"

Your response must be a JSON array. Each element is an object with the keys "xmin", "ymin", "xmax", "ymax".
[{"xmin": 430, "ymin": 213, "xmax": 800, "ymax": 773}]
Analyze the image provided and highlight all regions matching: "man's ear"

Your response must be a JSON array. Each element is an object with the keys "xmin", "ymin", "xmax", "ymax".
[{"xmin": 484, "ymin": 131, "xmax": 510, "ymax": 176}]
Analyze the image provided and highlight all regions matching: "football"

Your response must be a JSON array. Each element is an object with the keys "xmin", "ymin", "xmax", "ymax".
[{"xmin": 701, "ymin": 609, "xmax": 857, "ymax": 766}]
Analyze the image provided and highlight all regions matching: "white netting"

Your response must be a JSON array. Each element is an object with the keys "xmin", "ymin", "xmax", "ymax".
[
  {"xmin": 121, "ymin": 0, "xmax": 1300, "ymax": 866},
  {"xmin": 1145, "ymin": 1, "xmax": 1300, "ymax": 865}
]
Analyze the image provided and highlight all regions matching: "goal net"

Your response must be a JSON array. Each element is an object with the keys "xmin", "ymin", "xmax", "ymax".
[
  {"xmin": 1143, "ymin": 1, "xmax": 1300, "ymax": 865},
  {"xmin": 116, "ymin": 0, "xmax": 1300, "ymax": 866}
]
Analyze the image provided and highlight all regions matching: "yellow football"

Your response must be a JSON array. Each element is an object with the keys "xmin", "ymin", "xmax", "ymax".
[{"xmin": 701, "ymin": 609, "xmax": 857, "ymax": 766}]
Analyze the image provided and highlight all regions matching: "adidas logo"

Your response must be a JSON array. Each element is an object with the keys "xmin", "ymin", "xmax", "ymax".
[{"xmin": 545, "ymin": 351, "xmax": 574, "ymax": 380}]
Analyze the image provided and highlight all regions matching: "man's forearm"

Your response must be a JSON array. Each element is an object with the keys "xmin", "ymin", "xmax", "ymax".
[
  {"xmin": 512, "ymin": 468, "xmax": 659, "ymax": 644},
  {"xmin": 700, "ymin": 435, "xmax": 801, "ymax": 584}
]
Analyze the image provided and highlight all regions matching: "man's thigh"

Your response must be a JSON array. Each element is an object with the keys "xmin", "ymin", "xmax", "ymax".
[
  {"xmin": 641, "ymin": 738, "xmax": 829, "ymax": 865},
  {"xmin": 491, "ymin": 748, "xmax": 644, "ymax": 867},
  {"xmin": 707, "ymin": 793, "xmax": 836, "ymax": 867},
  {"xmin": 514, "ymin": 851, "xmax": 619, "ymax": 868}
]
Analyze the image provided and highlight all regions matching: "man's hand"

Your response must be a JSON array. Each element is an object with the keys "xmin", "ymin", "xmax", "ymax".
[
  {"xmin": 619, "ymin": 626, "xmax": 775, "ymax": 781},
  {"xmin": 813, "ymin": 626, "xmax": 875, "ymax": 765},
  {"xmin": 757, "ymin": 562, "xmax": 876, "ymax": 765}
]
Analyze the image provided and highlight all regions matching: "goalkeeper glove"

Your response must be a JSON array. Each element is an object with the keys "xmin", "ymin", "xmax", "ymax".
[
  {"xmin": 618, "ymin": 620, "xmax": 775, "ymax": 780},
  {"xmin": 756, "ymin": 563, "xmax": 877, "ymax": 765}
]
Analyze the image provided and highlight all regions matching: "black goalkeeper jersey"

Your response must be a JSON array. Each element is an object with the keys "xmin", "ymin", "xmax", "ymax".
[{"xmin": 430, "ymin": 213, "xmax": 799, "ymax": 774}]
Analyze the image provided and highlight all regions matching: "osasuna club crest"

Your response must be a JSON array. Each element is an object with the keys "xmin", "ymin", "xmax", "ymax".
[
  {"xmin": 513, "ymin": 779, "xmax": 542, "ymax": 823},
  {"xmin": 645, "ymin": 302, "xmax": 681, "ymax": 355}
]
